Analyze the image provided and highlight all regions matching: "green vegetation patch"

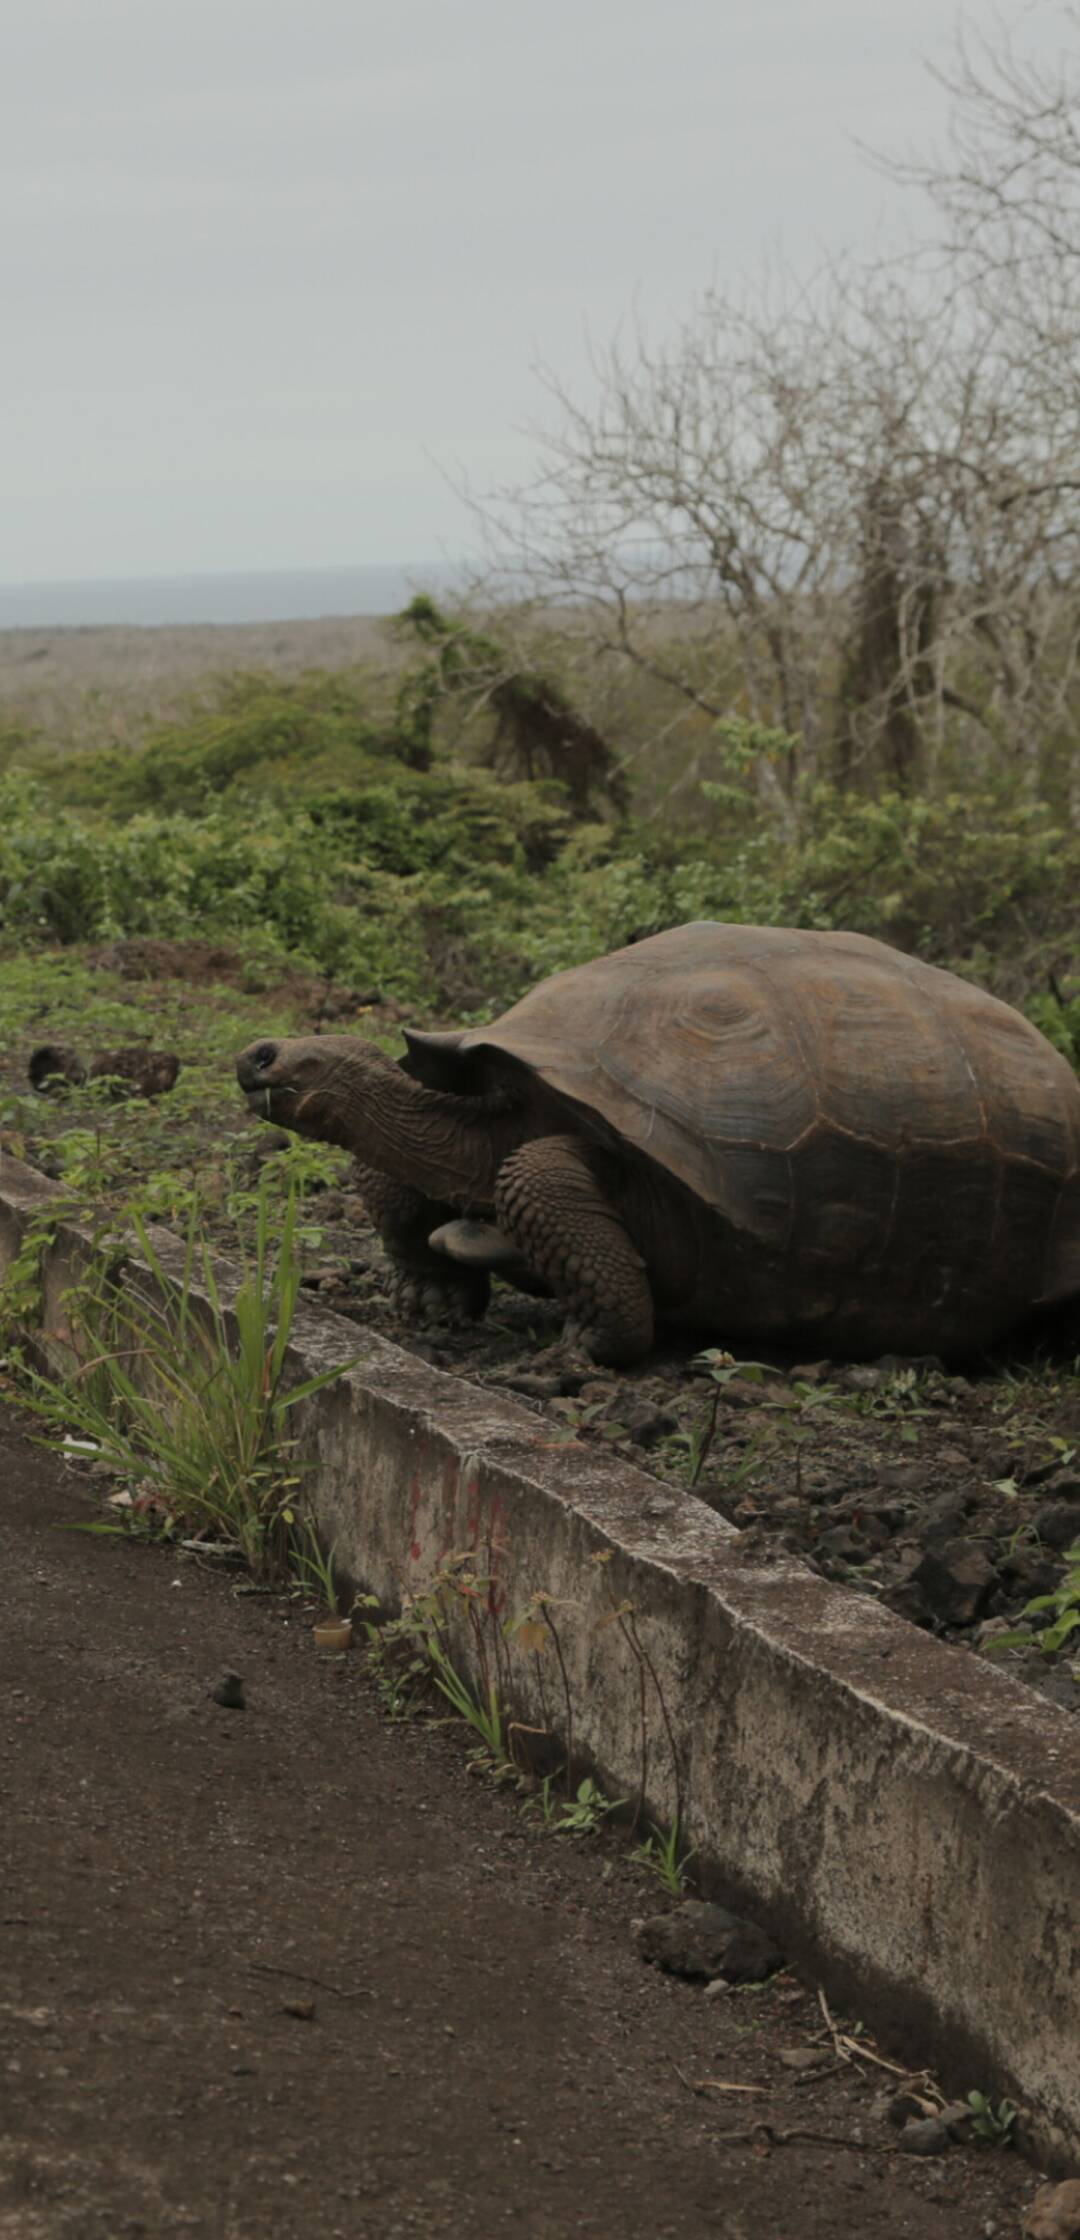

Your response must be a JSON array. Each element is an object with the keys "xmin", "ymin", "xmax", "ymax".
[{"xmin": 0, "ymin": 631, "xmax": 1076, "ymax": 1308}]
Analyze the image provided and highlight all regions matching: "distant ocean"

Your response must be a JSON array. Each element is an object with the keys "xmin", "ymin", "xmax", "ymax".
[{"xmin": 0, "ymin": 564, "xmax": 453, "ymax": 630}]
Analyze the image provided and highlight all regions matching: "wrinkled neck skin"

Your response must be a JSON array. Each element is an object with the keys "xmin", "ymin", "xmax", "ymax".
[{"xmin": 290, "ymin": 1043, "xmax": 517, "ymax": 1207}]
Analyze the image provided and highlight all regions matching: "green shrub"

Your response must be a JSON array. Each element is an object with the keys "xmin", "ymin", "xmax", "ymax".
[
  {"xmin": 57, "ymin": 669, "xmax": 388, "ymax": 815},
  {"xmin": 1, "ymin": 665, "xmax": 1077, "ymax": 1058}
]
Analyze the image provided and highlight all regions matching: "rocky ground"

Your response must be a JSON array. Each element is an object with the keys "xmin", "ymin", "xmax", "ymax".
[
  {"xmin": 0, "ymin": 1407, "xmax": 1048, "ymax": 2238},
  {"xmin": 294, "ymin": 1183, "xmax": 1080, "ymax": 1720}
]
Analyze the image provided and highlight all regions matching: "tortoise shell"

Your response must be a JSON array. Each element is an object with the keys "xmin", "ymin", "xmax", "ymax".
[{"xmin": 405, "ymin": 923, "xmax": 1080, "ymax": 1352}]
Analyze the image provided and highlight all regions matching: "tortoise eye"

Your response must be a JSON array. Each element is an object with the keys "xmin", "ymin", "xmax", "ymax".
[{"xmin": 251, "ymin": 1041, "xmax": 278, "ymax": 1071}]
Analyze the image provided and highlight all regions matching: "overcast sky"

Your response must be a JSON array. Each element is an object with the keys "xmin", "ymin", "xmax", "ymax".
[{"xmin": 1, "ymin": 0, "xmax": 1068, "ymax": 584}]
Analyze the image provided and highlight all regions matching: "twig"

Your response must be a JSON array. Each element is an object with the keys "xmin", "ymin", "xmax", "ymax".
[
  {"xmin": 709, "ymin": 2124, "xmax": 890, "ymax": 2153},
  {"xmin": 674, "ymin": 2064, "xmax": 766, "ymax": 2098},
  {"xmin": 815, "ymin": 1986, "xmax": 942, "ymax": 2093},
  {"xmin": 791, "ymin": 2061, "xmax": 850, "ymax": 2088},
  {"xmin": 836, "ymin": 2039, "xmax": 920, "ymax": 2081},
  {"xmin": 248, "ymin": 1960, "xmax": 370, "ymax": 2001},
  {"xmin": 816, "ymin": 1985, "xmax": 853, "ymax": 2063},
  {"xmin": 674, "ymin": 2073, "xmax": 888, "ymax": 2154},
  {"xmin": 542, "ymin": 1604, "xmax": 575, "ymax": 1792},
  {"xmin": 620, "ymin": 1605, "xmax": 685, "ymax": 1831},
  {"xmin": 674, "ymin": 2070, "xmax": 768, "ymax": 2097}
]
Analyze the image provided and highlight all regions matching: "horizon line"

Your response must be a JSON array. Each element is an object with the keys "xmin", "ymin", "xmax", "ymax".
[{"xmin": 0, "ymin": 558, "xmax": 460, "ymax": 595}]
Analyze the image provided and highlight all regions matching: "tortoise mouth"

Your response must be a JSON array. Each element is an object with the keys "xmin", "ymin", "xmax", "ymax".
[
  {"xmin": 243, "ymin": 1083, "xmax": 298, "ymax": 1122},
  {"xmin": 242, "ymin": 1082, "xmax": 328, "ymax": 1137}
]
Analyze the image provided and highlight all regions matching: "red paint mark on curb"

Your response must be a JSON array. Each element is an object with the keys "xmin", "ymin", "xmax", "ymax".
[
  {"xmin": 466, "ymin": 1476, "xmax": 483, "ymax": 1548},
  {"xmin": 408, "ymin": 1473, "xmax": 424, "ymax": 1566}
]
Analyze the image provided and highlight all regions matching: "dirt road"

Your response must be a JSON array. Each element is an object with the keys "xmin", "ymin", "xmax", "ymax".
[{"xmin": 0, "ymin": 1406, "xmax": 1038, "ymax": 2238}]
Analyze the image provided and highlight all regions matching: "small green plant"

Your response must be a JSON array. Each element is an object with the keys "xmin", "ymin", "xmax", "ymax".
[
  {"xmin": 424, "ymin": 1621, "xmax": 510, "ymax": 1767},
  {"xmin": 633, "ymin": 1820, "xmax": 697, "ymax": 1897},
  {"xmin": 986, "ymin": 1545, "xmax": 1080, "ymax": 1663},
  {"xmin": 683, "ymin": 1353, "xmax": 778, "ymax": 1486},
  {"xmin": 0, "ymin": 1210, "xmax": 59, "ymax": 1363},
  {"xmin": 359, "ymin": 1606, "xmax": 431, "ymax": 1722},
  {"xmin": 550, "ymin": 1777, "xmax": 623, "ymax": 1838},
  {"xmin": 369, "ymin": 1563, "xmax": 518, "ymax": 1772},
  {"xmin": 520, "ymin": 1773, "xmax": 560, "ymax": 1829},
  {"xmin": 965, "ymin": 2090, "xmax": 1017, "ymax": 2146},
  {"xmin": 290, "ymin": 1516, "xmax": 341, "ymax": 1615},
  {"xmin": 17, "ymin": 1181, "xmax": 353, "ymax": 1576},
  {"xmin": 521, "ymin": 1774, "xmax": 624, "ymax": 1837}
]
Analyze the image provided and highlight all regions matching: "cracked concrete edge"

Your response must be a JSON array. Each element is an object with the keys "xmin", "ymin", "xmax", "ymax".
[{"xmin": 2, "ymin": 1149, "xmax": 1078, "ymax": 2166}]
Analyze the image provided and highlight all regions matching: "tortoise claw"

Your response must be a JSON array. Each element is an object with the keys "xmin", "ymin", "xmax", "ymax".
[{"xmin": 386, "ymin": 1267, "xmax": 490, "ymax": 1327}]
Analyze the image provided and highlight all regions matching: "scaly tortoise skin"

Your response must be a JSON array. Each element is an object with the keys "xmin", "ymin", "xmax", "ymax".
[{"xmin": 236, "ymin": 922, "xmax": 1080, "ymax": 1365}]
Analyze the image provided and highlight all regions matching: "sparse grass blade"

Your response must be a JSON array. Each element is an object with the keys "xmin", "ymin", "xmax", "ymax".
[{"xmin": 17, "ymin": 1176, "xmax": 356, "ymax": 1578}]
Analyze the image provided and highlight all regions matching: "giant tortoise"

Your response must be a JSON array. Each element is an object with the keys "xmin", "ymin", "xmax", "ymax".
[{"xmin": 236, "ymin": 922, "xmax": 1080, "ymax": 1365}]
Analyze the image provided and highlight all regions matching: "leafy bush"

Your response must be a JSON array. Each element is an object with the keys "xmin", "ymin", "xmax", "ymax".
[
  {"xmin": 56, "ymin": 669, "xmax": 388, "ymax": 815},
  {"xmin": 515, "ymin": 782, "xmax": 1080, "ymax": 1030},
  {"xmin": 1, "ymin": 665, "xmax": 1078, "ymax": 1054},
  {"xmin": 54, "ymin": 667, "xmax": 568, "ymax": 873},
  {"xmin": 0, "ymin": 775, "xmax": 341, "ymax": 954},
  {"xmin": 0, "ymin": 774, "xmax": 556, "ymax": 1008}
]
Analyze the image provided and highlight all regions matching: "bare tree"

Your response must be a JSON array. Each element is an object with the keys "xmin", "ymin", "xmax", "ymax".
[
  {"xmin": 464, "ymin": 11, "xmax": 1080, "ymax": 810},
  {"xmin": 890, "ymin": 11, "xmax": 1080, "ymax": 350},
  {"xmin": 876, "ymin": 9, "xmax": 1080, "ymax": 794}
]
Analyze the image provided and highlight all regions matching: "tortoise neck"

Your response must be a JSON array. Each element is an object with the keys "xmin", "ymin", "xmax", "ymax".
[{"xmin": 320, "ymin": 1046, "xmax": 517, "ymax": 1206}]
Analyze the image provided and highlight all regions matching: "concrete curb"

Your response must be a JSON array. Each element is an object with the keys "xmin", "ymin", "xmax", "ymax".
[{"xmin": 2, "ymin": 1149, "xmax": 1078, "ymax": 2165}]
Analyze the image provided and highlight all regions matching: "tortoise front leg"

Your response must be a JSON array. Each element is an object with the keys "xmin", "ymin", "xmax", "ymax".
[
  {"xmin": 493, "ymin": 1137, "xmax": 654, "ymax": 1366},
  {"xmin": 352, "ymin": 1163, "xmax": 490, "ymax": 1324}
]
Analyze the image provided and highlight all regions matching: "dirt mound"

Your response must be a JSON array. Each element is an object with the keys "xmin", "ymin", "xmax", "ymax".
[
  {"xmin": 85, "ymin": 936, "xmax": 251, "ymax": 984},
  {"xmin": 82, "ymin": 939, "xmax": 410, "ymax": 1032}
]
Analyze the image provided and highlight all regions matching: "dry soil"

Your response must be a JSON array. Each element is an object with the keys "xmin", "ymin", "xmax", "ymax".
[{"xmin": 0, "ymin": 1404, "xmax": 1043, "ymax": 2240}]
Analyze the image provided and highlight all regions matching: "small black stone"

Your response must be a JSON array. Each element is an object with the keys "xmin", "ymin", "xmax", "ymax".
[
  {"xmin": 622, "ymin": 1402, "xmax": 679, "ymax": 1449},
  {"xmin": 815, "ymin": 1524, "xmax": 861, "ymax": 1562},
  {"xmin": 1017, "ymin": 1660, "xmax": 1080, "ymax": 1714},
  {"xmin": 910, "ymin": 1541, "xmax": 998, "ymax": 1626},
  {"xmin": 210, "ymin": 1671, "xmax": 246, "ymax": 1710},
  {"xmin": 28, "ymin": 1042, "xmax": 87, "ymax": 1093},
  {"xmin": 1023, "ymin": 1456, "xmax": 1068, "ymax": 1488},
  {"xmin": 497, "ymin": 1373, "xmax": 564, "ymax": 1402},
  {"xmin": 635, "ymin": 1900, "xmax": 782, "ymax": 1984},
  {"xmin": 840, "ymin": 1365, "xmax": 884, "ymax": 1392},
  {"xmin": 886, "ymin": 2091, "xmax": 927, "ymax": 2129},
  {"xmin": 1033, "ymin": 1501, "xmax": 1080, "ymax": 1553},
  {"xmin": 919, "ymin": 1489, "xmax": 972, "ymax": 1545},
  {"xmin": 999, "ymin": 1548, "xmax": 1061, "ymax": 1598},
  {"xmin": 880, "ymin": 1579, "xmax": 933, "ymax": 1626},
  {"xmin": 897, "ymin": 2116, "xmax": 952, "ymax": 2156}
]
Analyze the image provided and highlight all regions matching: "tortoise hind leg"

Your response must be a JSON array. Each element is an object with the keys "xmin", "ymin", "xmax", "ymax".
[
  {"xmin": 352, "ymin": 1163, "xmax": 490, "ymax": 1323},
  {"xmin": 494, "ymin": 1136, "xmax": 654, "ymax": 1366}
]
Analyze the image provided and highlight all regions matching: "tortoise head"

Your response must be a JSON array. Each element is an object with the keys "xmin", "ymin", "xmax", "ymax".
[
  {"xmin": 235, "ymin": 1031, "xmax": 512, "ymax": 1203},
  {"xmin": 236, "ymin": 1034, "xmax": 393, "ymax": 1147}
]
